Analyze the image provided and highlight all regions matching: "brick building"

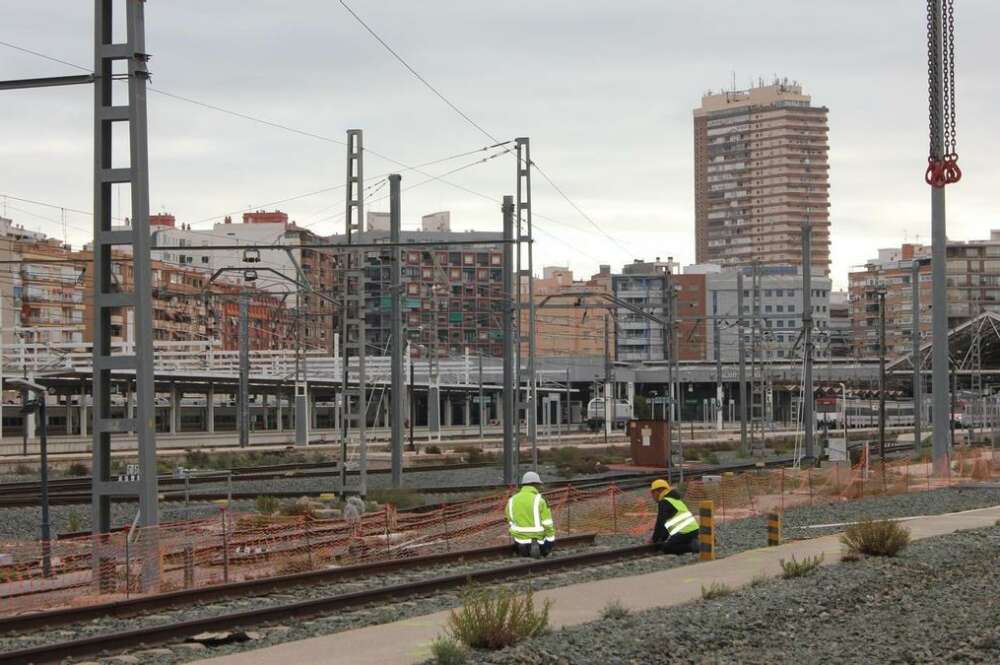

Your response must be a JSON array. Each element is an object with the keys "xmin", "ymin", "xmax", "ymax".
[
  {"xmin": 849, "ymin": 232, "xmax": 1000, "ymax": 359},
  {"xmin": 525, "ymin": 265, "xmax": 613, "ymax": 358}
]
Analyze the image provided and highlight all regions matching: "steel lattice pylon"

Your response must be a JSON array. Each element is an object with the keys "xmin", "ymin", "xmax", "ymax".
[
  {"xmin": 340, "ymin": 129, "xmax": 368, "ymax": 497},
  {"xmin": 91, "ymin": 0, "xmax": 160, "ymax": 590}
]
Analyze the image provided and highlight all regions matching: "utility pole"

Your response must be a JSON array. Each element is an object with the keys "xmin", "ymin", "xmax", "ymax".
[
  {"xmin": 341, "ymin": 129, "xmax": 368, "ymax": 497},
  {"xmin": 929, "ymin": 0, "xmax": 952, "ymax": 475},
  {"xmin": 878, "ymin": 287, "xmax": 888, "ymax": 480},
  {"xmin": 238, "ymin": 293, "xmax": 249, "ymax": 448},
  {"xmin": 501, "ymin": 196, "xmax": 516, "ymax": 485},
  {"xmin": 603, "ymin": 313, "xmax": 612, "ymax": 443},
  {"xmin": 801, "ymin": 221, "xmax": 815, "ymax": 463},
  {"xmin": 912, "ymin": 259, "xmax": 923, "ymax": 455},
  {"xmin": 389, "ymin": 174, "xmax": 403, "ymax": 488},
  {"xmin": 478, "ymin": 352, "xmax": 484, "ymax": 440},
  {"xmin": 515, "ymin": 138, "xmax": 537, "ymax": 468},
  {"xmin": 294, "ymin": 282, "xmax": 308, "ymax": 447},
  {"xmin": 713, "ymin": 288, "xmax": 723, "ymax": 430},
  {"xmin": 672, "ymin": 282, "xmax": 683, "ymax": 483},
  {"xmin": 664, "ymin": 267, "xmax": 674, "ymax": 465},
  {"xmin": 737, "ymin": 272, "xmax": 748, "ymax": 457}
]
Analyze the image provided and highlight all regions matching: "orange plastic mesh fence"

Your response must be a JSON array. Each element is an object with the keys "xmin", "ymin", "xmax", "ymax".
[{"xmin": 0, "ymin": 446, "xmax": 996, "ymax": 616}]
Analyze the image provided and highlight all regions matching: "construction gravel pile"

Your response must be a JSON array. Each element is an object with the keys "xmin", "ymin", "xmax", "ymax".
[{"xmin": 470, "ymin": 524, "xmax": 1000, "ymax": 665}]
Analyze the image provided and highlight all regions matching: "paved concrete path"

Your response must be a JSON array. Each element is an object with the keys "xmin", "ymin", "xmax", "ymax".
[{"xmin": 194, "ymin": 504, "xmax": 1000, "ymax": 665}]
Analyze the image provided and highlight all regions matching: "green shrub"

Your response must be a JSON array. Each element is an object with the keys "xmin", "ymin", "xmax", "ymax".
[
  {"xmin": 545, "ymin": 446, "xmax": 608, "ymax": 477},
  {"xmin": 700, "ymin": 581, "xmax": 734, "ymax": 599},
  {"xmin": 841, "ymin": 551, "xmax": 862, "ymax": 563},
  {"xmin": 184, "ymin": 449, "xmax": 211, "ymax": 469},
  {"xmin": 780, "ymin": 554, "xmax": 824, "ymax": 579},
  {"xmin": 840, "ymin": 519, "xmax": 911, "ymax": 557},
  {"xmin": 453, "ymin": 446, "xmax": 498, "ymax": 465},
  {"xmin": 368, "ymin": 488, "xmax": 426, "ymax": 511},
  {"xmin": 429, "ymin": 637, "xmax": 468, "ymax": 665},
  {"xmin": 66, "ymin": 509, "xmax": 84, "ymax": 533},
  {"xmin": 14, "ymin": 463, "xmax": 32, "ymax": 476},
  {"xmin": 600, "ymin": 599, "xmax": 630, "ymax": 620},
  {"xmin": 255, "ymin": 495, "xmax": 279, "ymax": 515},
  {"xmin": 447, "ymin": 586, "xmax": 551, "ymax": 650},
  {"xmin": 425, "ymin": 445, "xmax": 442, "ymax": 455},
  {"xmin": 64, "ymin": 462, "xmax": 90, "ymax": 477},
  {"xmin": 279, "ymin": 498, "xmax": 317, "ymax": 518}
]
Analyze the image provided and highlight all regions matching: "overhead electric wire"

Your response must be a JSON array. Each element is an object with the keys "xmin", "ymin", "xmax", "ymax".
[
  {"xmin": 337, "ymin": 0, "xmax": 499, "ymax": 144},
  {"xmin": 1, "ymin": 38, "xmax": 606, "ymax": 266}
]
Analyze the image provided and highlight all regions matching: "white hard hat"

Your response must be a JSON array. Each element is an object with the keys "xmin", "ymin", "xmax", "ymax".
[{"xmin": 521, "ymin": 471, "xmax": 542, "ymax": 485}]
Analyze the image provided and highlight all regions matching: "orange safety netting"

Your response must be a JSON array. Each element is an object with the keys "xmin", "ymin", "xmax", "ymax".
[{"xmin": 0, "ymin": 446, "xmax": 996, "ymax": 616}]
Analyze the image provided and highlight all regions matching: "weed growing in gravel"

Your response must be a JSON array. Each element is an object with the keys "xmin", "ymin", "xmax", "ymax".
[
  {"xmin": 279, "ymin": 498, "xmax": 318, "ymax": 518},
  {"xmin": 840, "ymin": 519, "xmax": 910, "ymax": 557},
  {"xmin": 64, "ymin": 462, "xmax": 90, "ymax": 477},
  {"xmin": 65, "ymin": 509, "xmax": 83, "ymax": 533},
  {"xmin": 14, "ymin": 463, "xmax": 32, "ymax": 475},
  {"xmin": 701, "ymin": 581, "xmax": 734, "ymax": 599},
  {"xmin": 748, "ymin": 571, "xmax": 771, "ymax": 588},
  {"xmin": 255, "ymin": 495, "xmax": 279, "ymax": 515},
  {"xmin": 841, "ymin": 551, "xmax": 862, "ymax": 563},
  {"xmin": 600, "ymin": 600, "xmax": 630, "ymax": 620},
  {"xmin": 369, "ymin": 488, "xmax": 426, "ymax": 511},
  {"xmin": 430, "ymin": 636, "xmax": 469, "ymax": 665},
  {"xmin": 447, "ymin": 585, "xmax": 551, "ymax": 650},
  {"xmin": 780, "ymin": 554, "xmax": 824, "ymax": 579},
  {"xmin": 453, "ymin": 446, "xmax": 499, "ymax": 465},
  {"xmin": 425, "ymin": 445, "xmax": 442, "ymax": 455}
]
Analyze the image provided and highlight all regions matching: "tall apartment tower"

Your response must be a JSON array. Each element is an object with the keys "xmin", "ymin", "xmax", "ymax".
[{"xmin": 694, "ymin": 80, "xmax": 831, "ymax": 274}]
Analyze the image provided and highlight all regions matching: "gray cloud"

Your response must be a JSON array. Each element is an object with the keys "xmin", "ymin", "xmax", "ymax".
[{"xmin": 2, "ymin": 1, "xmax": 998, "ymax": 287}]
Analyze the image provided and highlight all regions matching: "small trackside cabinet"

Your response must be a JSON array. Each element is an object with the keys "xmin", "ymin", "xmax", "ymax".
[{"xmin": 627, "ymin": 419, "xmax": 671, "ymax": 468}]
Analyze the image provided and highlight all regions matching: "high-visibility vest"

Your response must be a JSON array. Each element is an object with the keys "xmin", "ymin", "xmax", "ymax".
[
  {"xmin": 661, "ymin": 495, "xmax": 699, "ymax": 536},
  {"xmin": 506, "ymin": 486, "xmax": 555, "ymax": 544}
]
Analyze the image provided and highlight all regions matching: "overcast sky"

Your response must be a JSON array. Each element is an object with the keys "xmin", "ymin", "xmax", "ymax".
[{"xmin": 2, "ymin": 1, "xmax": 998, "ymax": 289}]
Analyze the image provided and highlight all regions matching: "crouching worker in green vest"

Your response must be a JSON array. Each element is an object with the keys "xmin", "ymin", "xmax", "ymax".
[
  {"xmin": 506, "ymin": 471, "xmax": 556, "ymax": 558},
  {"xmin": 649, "ymin": 479, "xmax": 700, "ymax": 555}
]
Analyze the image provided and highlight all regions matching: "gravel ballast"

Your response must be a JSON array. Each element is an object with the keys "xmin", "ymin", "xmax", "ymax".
[
  {"xmin": 4, "ymin": 486, "xmax": 999, "ymax": 664},
  {"xmin": 467, "ymin": 524, "xmax": 1000, "ymax": 665}
]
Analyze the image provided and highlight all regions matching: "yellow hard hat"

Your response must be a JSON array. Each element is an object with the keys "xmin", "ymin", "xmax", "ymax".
[{"xmin": 650, "ymin": 479, "xmax": 670, "ymax": 493}]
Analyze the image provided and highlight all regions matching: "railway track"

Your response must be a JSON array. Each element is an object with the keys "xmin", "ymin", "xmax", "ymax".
[
  {"xmin": 0, "ymin": 535, "xmax": 640, "ymax": 664},
  {"xmin": 0, "ymin": 460, "xmax": 494, "ymax": 498}
]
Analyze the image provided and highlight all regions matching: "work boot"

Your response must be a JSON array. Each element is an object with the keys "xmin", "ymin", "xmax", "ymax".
[
  {"xmin": 690, "ymin": 537, "xmax": 701, "ymax": 554},
  {"xmin": 530, "ymin": 541, "xmax": 541, "ymax": 559}
]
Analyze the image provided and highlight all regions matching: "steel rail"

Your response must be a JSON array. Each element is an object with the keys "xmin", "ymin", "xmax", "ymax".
[
  {"xmin": 0, "ymin": 537, "xmax": 646, "ymax": 665},
  {"xmin": 0, "ymin": 533, "xmax": 598, "ymax": 636}
]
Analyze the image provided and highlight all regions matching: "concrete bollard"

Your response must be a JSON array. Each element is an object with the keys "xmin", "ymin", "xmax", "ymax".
[
  {"xmin": 699, "ymin": 500, "xmax": 715, "ymax": 561},
  {"xmin": 767, "ymin": 511, "xmax": 782, "ymax": 547}
]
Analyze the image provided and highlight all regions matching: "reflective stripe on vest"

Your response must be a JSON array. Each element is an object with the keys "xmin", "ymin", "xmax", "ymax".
[
  {"xmin": 663, "ymin": 496, "xmax": 699, "ymax": 535},
  {"xmin": 508, "ymin": 490, "xmax": 545, "ymax": 534}
]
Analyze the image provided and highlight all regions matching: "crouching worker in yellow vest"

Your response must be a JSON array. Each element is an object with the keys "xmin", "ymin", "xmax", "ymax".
[
  {"xmin": 649, "ymin": 479, "xmax": 700, "ymax": 555},
  {"xmin": 506, "ymin": 471, "xmax": 555, "ymax": 558}
]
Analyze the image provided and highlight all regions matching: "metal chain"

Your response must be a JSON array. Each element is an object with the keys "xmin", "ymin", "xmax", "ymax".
[
  {"xmin": 926, "ymin": 0, "xmax": 938, "ymax": 158},
  {"xmin": 946, "ymin": 0, "xmax": 957, "ymax": 155}
]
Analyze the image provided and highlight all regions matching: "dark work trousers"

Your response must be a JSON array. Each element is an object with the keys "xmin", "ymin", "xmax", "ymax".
[
  {"xmin": 515, "ymin": 541, "xmax": 553, "ymax": 558},
  {"xmin": 656, "ymin": 530, "xmax": 699, "ymax": 555}
]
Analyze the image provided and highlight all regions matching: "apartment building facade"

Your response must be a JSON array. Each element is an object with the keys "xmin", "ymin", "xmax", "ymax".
[
  {"xmin": 704, "ymin": 265, "xmax": 833, "ymax": 363},
  {"xmin": 694, "ymin": 80, "xmax": 831, "ymax": 274},
  {"xmin": 849, "ymin": 233, "xmax": 1000, "ymax": 359},
  {"xmin": 612, "ymin": 259, "xmax": 707, "ymax": 362},
  {"xmin": 526, "ymin": 265, "xmax": 613, "ymax": 358}
]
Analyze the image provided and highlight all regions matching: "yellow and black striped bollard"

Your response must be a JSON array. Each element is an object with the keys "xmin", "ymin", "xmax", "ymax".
[
  {"xmin": 699, "ymin": 500, "xmax": 715, "ymax": 561},
  {"xmin": 767, "ymin": 511, "xmax": 782, "ymax": 547}
]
